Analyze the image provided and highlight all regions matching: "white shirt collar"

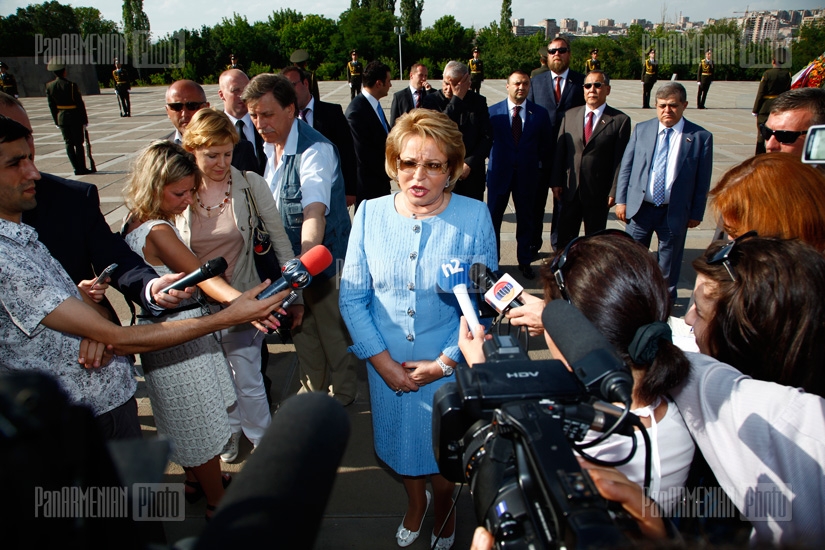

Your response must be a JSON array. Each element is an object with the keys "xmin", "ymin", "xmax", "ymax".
[
  {"xmin": 550, "ymin": 68, "xmax": 570, "ymax": 81},
  {"xmin": 657, "ymin": 117, "xmax": 685, "ymax": 136}
]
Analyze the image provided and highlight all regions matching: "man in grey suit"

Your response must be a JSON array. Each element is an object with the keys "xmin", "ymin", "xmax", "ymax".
[
  {"xmin": 616, "ymin": 82, "xmax": 713, "ymax": 300},
  {"xmin": 552, "ymin": 70, "xmax": 631, "ymax": 248}
]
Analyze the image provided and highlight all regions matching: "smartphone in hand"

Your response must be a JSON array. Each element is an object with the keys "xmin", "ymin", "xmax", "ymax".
[{"xmin": 91, "ymin": 263, "xmax": 118, "ymax": 288}]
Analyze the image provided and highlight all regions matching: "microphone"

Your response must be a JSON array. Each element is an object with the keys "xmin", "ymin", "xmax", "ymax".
[
  {"xmin": 196, "ymin": 392, "xmax": 350, "ymax": 549},
  {"xmin": 436, "ymin": 259, "xmax": 480, "ymax": 332},
  {"xmin": 256, "ymin": 245, "xmax": 333, "ymax": 300},
  {"xmin": 160, "ymin": 256, "xmax": 227, "ymax": 294},
  {"xmin": 470, "ymin": 262, "xmax": 524, "ymax": 313},
  {"xmin": 541, "ymin": 300, "xmax": 633, "ymax": 405}
]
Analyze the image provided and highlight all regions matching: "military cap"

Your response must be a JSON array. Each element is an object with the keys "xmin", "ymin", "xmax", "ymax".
[
  {"xmin": 46, "ymin": 57, "xmax": 66, "ymax": 71},
  {"xmin": 290, "ymin": 49, "xmax": 310, "ymax": 63}
]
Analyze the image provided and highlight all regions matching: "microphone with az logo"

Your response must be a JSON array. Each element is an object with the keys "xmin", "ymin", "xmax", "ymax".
[
  {"xmin": 436, "ymin": 259, "xmax": 481, "ymax": 333},
  {"xmin": 256, "ymin": 245, "xmax": 333, "ymax": 300},
  {"xmin": 160, "ymin": 256, "xmax": 228, "ymax": 294}
]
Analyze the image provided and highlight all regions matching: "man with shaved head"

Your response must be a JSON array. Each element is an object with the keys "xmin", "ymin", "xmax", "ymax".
[
  {"xmin": 165, "ymin": 79, "xmax": 209, "ymax": 143},
  {"xmin": 219, "ymin": 69, "xmax": 265, "ymax": 175}
]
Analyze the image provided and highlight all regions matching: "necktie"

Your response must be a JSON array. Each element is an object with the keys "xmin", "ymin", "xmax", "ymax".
[
  {"xmin": 584, "ymin": 111, "xmax": 593, "ymax": 144},
  {"xmin": 236, "ymin": 119, "xmax": 248, "ymax": 142},
  {"xmin": 512, "ymin": 105, "xmax": 522, "ymax": 145},
  {"xmin": 415, "ymin": 89, "xmax": 422, "ymax": 108},
  {"xmin": 377, "ymin": 104, "xmax": 389, "ymax": 133},
  {"xmin": 299, "ymin": 108, "xmax": 310, "ymax": 122},
  {"xmin": 652, "ymin": 128, "xmax": 672, "ymax": 206},
  {"xmin": 554, "ymin": 76, "xmax": 562, "ymax": 104}
]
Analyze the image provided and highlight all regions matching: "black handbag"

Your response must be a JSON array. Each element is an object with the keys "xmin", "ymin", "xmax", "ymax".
[{"xmin": 242, "ymin": 180, "xmax": 281, "ymax": 282}]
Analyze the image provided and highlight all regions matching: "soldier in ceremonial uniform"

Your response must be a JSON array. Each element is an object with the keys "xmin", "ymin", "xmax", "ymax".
[
  {"xmin": 753, "ymin": 49, "xmax": 792, "ymax": 155},
  {"xmin": 642, "ymin": 48, "xmax": 658, "ymax": 109},
  {"xmin": 585, "ymin": 49, "xmax": 601, "ymax": 73},
  {"xmin": 468, "ymin": 47, "xmax": 484, "ymax": 94},
  {"xmin": 347, "ymin": 50, "xmax": 363, "ymax": 100},
  {"xmin": 227, "ymin": 53, "xmax": 244, "ymax": 72},
  {"xmin": 531, "ymin": 48, "xmax": 550, "ymax": 77},
  {"xmin": 697, "ymin": 49, "xmax": 714, "ymax": 109},
  {"xmin": 0, "ymin": 62, "xmax": 19, "ymax": 98},
  {"xmin": 45, "ymin": 59, "xmax": 93, "ymax": 175},
  {"xmin": 289, "ymin": 49, "xmax": 320, "ymax": 101},
  {"xmin": 112, "ymin": 58, "xmax": 131, "ymax": 117}
]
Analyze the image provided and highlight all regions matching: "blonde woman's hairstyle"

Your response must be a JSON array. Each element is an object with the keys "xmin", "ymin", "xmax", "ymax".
[
  {"xmin": 385, "ymin": 109, "xmax": 466, "ymax": 191},
  {"xmin": 182, "ymin": 108, "xmax": 240, "ymax": 151},
  {"xmin": 125, "ymin": 140, "xmax": 202, "ymax": 221}
]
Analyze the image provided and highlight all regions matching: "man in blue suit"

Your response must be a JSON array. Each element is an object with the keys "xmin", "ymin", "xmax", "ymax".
[
  {"xmin": 487, "ymin": 70, "xmax": 552, "ymax": 279},
  {"xmin": 527, "ymin": 37, "xmax": 586, "ymax": 255},
  {"xmin": 616, "ymin": 82, "xmax": 713, "ymax": 300}
]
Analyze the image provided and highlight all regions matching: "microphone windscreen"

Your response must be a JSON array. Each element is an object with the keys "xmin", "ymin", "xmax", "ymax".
[
  {"xmin": 196, "ymin": 392, "xmax": 350, "ymax": 550},
  {"xmin": 202, "ymin": 256, "xmax": 228, "ymax": 278},
  {"xmin": 436, "ymin": 259, "xmax": 471, "ymax": 292},
  {"xmin": 300, "ymin": 245, "xmax": 334, "ymax": 276},
  {"xmin": 541, "ymin": 300, "xmax": 613, "ymax": 366}
]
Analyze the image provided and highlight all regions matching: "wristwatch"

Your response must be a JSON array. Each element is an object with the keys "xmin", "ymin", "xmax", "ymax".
[{"xmin": 436, "ymin": 357, "xmax": 454, "ymax": 377}]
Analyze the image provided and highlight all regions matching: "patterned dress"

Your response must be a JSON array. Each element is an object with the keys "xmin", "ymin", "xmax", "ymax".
[
  {"xmin": 340, "ymin": 194, "xmax": 498, "ymax": 475},
  {"xmin": 124, "ymin": 220, "xmax": 236, "ymax": 467}
]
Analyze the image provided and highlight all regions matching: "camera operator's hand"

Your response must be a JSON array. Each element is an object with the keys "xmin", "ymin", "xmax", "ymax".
[
  {"xmin": 458, "ymin": 316, "xmax": 489, "ymax": 365},
  {"xmin": 505, "ymin": 294, "xmax": 545, "ymax": 337},
  {"xmin": 470, "ymin": 526, "xmax": 495, "ymax": 550},
  {"xmin": 578, "ymin": 459, "xmax": 669, "ymax": 540},
  {"xmin": 369, "ymin": 350, "xmax": 420, "ymax": 394}
]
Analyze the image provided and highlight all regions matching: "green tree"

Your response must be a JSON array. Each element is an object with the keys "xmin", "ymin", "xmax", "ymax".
[
  {"xmin": 336, "ymin": 8, "xmax": 397, "ymax": 64},
  {"xmin": 499, "ymin": 0, "xmax": 512, "ymax": 31},
  {"xmin": 122, "ymin": 0, "xmax": 150, "ymax": 65},
  {"xmin": 74, "ymin": 7, "xmax": 118, "ymax": 37},
  {"xmin": 408, "ymin": 15, "xmax": 474, "ymax": 72},
  {"xmin": 400, "ymin": 0, "xmax": 423, "ymax": 35},
  {"xmin": 280, "ymin": 15, "xmax": 339, "ymax": 68},
  {"xmin": 793, "ymin": 20, "xmax": 825, "ymax": 74}
]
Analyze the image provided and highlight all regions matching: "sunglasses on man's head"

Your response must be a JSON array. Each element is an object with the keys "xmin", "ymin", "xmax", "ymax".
[
  {"xmin": 583, "ymin": 82, "xmax": 605, "ymax": 89},
  {"xmin": 167, "ymin": 102, "xmax": 205, "ymax": 112},
  {"xmin": 759, "ymin": 123, "xmax": 807, "ymax": 145},
  {"xmin": 548, "ymin": 47, "xmax": 570, "ymax": 55}
]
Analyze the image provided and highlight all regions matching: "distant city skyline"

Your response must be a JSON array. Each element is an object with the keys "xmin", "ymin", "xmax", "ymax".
[{"xmin": 2, "ymin": 0, "xmax": 823, "ymax": 36}]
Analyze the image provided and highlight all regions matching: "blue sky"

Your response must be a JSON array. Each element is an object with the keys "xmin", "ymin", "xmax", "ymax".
[{"xmin": 1, "ymin": 0, "xmax": 821, "ymax": 35}]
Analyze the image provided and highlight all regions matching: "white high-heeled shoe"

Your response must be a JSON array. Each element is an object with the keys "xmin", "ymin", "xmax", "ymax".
[
  {"xmin": 395, "ymin": 490, "xmax": 431, "ymax": 547},
  {"xmin": 431, "ymin": 530, "xmax": 455, "ymax": 550}
]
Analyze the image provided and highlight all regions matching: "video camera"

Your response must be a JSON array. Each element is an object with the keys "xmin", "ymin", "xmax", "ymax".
[{"xmin": 433, "ymin": 301, "xmax": 645, "ymax": 549}]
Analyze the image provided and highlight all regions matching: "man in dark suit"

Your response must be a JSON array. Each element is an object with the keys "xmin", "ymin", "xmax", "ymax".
[
  {"xmin": 219, "ymin": 69, "xmax": 266, "ymax": 176},
  {"xmin": 424, "ymin": 60, "xmax": 492, "ymax": 201},
  {"xmin": 527, "ymin": 37, "xmax": 586, "ymax": 254},
  {"xmin": 487, "ymin": 70, "xmax": 552, "ymax": 279},
  {"xmin": 0, "ymin": 92, "xmax": 185, "ymax": 319},
  {"xmin": 345, "ymin": 60, "xmax": 393, "ymax": 208},
  {"xmin": 389, "ymin": 62, "xmax": 433, "ymax": 126},
  {"xmin": 552, "ymin": 70, "xmax": 631, "ymax": 249},
  {"xmin": 283, "ymin": 65, "xmax": 357, "ymax": 206},
  {"xmin": 616, "ymin": 82, "xmax": 713, "ymax": 300}
]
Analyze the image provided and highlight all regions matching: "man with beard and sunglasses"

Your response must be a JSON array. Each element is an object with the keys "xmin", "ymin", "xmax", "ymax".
[
  {"xmin": 527, "ymin": 37, "xmax": 585, "ymax": 255},
  {"xmin": 762, "ymin": 87, "xmax": 825, "ymax": 157}
]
